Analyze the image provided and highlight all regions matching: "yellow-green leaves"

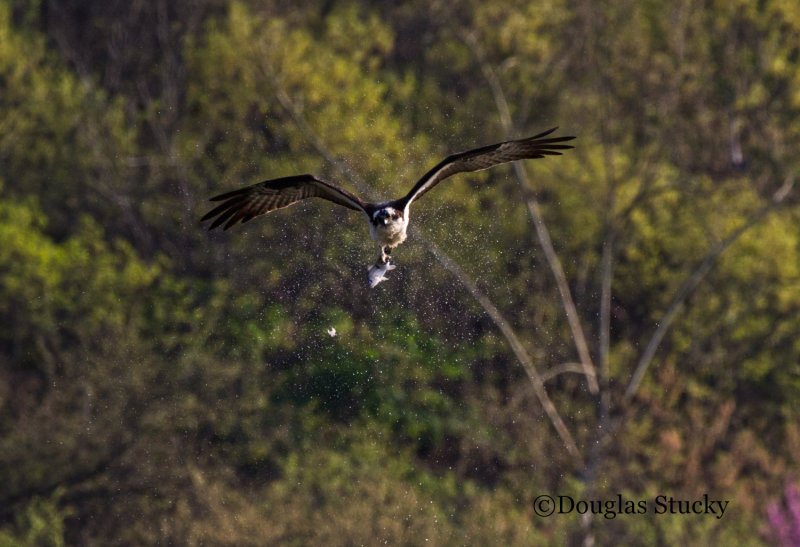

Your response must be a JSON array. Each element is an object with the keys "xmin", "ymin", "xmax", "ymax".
[{"xmin": 0, "ymin": 194, "xmax": 160, "ymax": 359}]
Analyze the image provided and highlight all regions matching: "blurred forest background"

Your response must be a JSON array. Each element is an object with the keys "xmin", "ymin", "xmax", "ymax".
[{"xmin": 1, "ymin": 0, "xmax": 800, "ymax": 544}]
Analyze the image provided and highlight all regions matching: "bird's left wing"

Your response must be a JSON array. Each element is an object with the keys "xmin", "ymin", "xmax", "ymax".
[
  {"xmin": 201, "ymin": 174, "xmax": 367, "ymax": 230},
  {"xmin": 399, "ymin": 127, "xmax": 575, "ymax": 207}
]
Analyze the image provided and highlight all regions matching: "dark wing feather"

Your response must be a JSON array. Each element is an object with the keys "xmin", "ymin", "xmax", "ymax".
[
  {"xmin": 400, "ymin": 127, "xmax": 575, "ymax": 206},
  {"xmin": 201, "ymin": 174, "xmax": 367, "ymax": 230}
]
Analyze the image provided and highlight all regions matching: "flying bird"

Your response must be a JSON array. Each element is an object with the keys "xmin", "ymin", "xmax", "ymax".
[{"xmin": 202, "ymin": 127, "xmax": 575, "ymax": 283}]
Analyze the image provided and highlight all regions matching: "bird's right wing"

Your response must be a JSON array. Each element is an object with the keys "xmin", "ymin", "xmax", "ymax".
[{"xmin": 201, "ymin": 174, "xmax": 368, "ymax": 230}]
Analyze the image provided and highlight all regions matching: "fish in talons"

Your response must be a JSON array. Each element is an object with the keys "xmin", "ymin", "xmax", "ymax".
[{"xmin": 367, "ymin": 255, "xmax": 396, "ymax": 288}]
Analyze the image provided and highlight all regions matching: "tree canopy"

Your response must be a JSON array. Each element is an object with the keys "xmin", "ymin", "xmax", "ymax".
[{"xmin": 1, "ymin": 0, "xmax": 799, "ymax": 544}]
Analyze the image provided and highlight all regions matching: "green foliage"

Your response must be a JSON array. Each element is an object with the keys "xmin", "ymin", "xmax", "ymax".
[
  {"xmin": 0, "ymin": 489, "xmax": 69, "ymax": 547},
  {"xmin": 0, "ymin": 192, "xmax": 160, "ymax": 368},
  {"xmin": 2, "ymin": 0, "xmax": 800, "ymax": 544},
  {"xmin": 272, "ymin": 309, "xmax": 470, "ymax": 454},
  {"xmin": 0, "ymin": 2, "xmax": 137, "ymax": 233}
]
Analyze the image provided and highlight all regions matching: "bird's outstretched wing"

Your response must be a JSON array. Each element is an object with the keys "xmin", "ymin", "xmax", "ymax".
[
  {"xmin": 399, "ymin": 127, "xmax": 575, "ymax": 206},
  {"xmin": 201, "ymin": 174, "xmax": 367, "ymax": 230}
]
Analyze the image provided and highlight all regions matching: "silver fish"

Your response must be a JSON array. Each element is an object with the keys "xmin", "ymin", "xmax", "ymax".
[{"xmin": 367, "ymin": 259, "xmax": 396, "ymax": 288}]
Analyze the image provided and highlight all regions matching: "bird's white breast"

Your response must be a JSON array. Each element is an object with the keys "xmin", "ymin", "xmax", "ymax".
[{"xmin": 369, "ymin": 213, "xmax": 409, "ymax": 247}]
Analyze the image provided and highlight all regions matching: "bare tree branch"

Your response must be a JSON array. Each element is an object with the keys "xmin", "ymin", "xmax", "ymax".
[
  {"xmin": 424, "ymin": 237, "xmax": 580, "ymax": 458},
  {"xmin": 597, "ymin": 233, "xmax": 614, "ymax": 393},
  {"xmin": 623, "ymin": 176, "xmax": 795, "ymax": 402},
  {"xmin": 462, "ymin": 31, "xmax": 600, "ymax": 396},
  {"xmin": 542, "ymin": 362, "xmax": 591, "ymax": 383}
]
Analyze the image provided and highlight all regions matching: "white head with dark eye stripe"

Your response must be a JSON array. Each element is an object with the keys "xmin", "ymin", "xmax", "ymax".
[
  {"xmin": 369, "ymin": 206, "xmax": 409, "ymax": 247},
  {"xmin": 373, "ymin": 207, "xmax": 403, "ymax": 226}
]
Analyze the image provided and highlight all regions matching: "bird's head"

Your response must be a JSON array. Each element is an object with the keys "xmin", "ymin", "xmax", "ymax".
[{"xmin": 373, "ymin": 207, "xmax": 403, "ymax": 226}]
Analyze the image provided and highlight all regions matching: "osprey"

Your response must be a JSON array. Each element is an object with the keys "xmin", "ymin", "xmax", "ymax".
[{"xmin": 202, "ymin": 127, "xmax": 575, "ymax": 284}]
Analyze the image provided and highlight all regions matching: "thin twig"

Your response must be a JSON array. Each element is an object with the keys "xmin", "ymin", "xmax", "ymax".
[{"xmin": 542, "ymin": 362, "xmax": 591, "ymax": 383}]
